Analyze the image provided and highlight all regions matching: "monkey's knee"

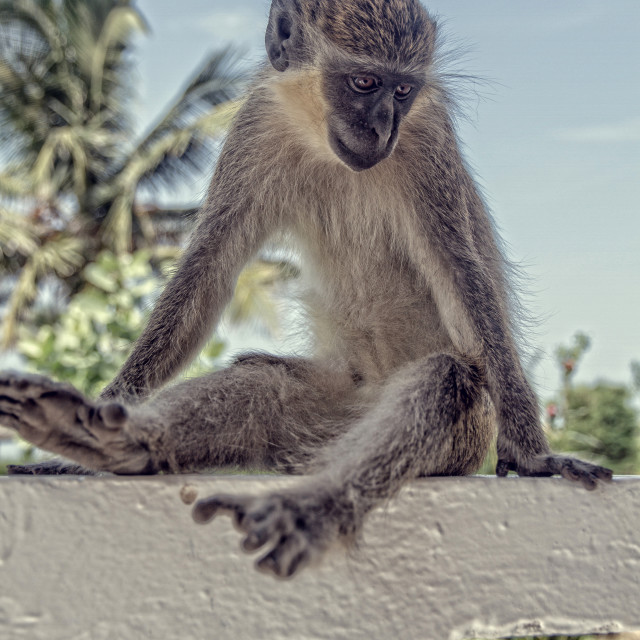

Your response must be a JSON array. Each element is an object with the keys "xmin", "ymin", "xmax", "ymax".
[
  {"xmin": 450, "ymin": 391, "xmax": 495, "ymax": 475},
  {"xmin": 412, "ymin": 353, "xmax": 485, "ymax": 422},
  {"xmin": 233, "ymin": 352, "xmax": 297, "ymax": 370},
  {"xmin": 406, "ymin": 354, "xmax": 493, "ymax": 476},
  {"xmin": 231, "ymin": 352, "xmax": 324, "ymax": 381}
]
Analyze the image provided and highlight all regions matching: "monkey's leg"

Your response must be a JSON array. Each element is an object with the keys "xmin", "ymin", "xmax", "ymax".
[
  {"xmin": 0, "ymin": 357, "xmax": 358, "ymax": 475},
  {"xmin": 192, "ymin": 353, "xmax": 495, "ymax": 579},
  {"xmin": 144, "ymin": 354, "xmax": 359, "ymax": 473}
]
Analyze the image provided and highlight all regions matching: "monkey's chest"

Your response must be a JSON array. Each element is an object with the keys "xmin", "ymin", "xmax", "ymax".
[{"xmin": 294, "ymin": 216, "xmax": 453, "ymax": 375}]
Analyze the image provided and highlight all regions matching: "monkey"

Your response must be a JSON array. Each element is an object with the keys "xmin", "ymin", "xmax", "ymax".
[{"xmin": 0, "ymin": 0, "xmax": 612, "ymax": 578}]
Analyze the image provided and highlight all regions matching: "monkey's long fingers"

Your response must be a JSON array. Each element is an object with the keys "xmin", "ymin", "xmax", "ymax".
[
  {"xmin": 256, "ymin": 532, "xmax": 311, "ymax": 580},
  {"xmin": 0, "ymin": 406, "xmax": 22, "ymax": 432},
  {"xmin": 519, "ymin": 454, "xmax": 613, "ymax": 491},
  {"xmin": 192, "ymin": 494, "xmax": 255, "ymax": 530},
  {"xmin": 240, "ymin": 500, "xmax": 284, "ymax": 552},
  {"xmin": 551, "ymin": 456, "xmax": 612, "ymax": 491},
  {"xmin": 192, "ymin": 492, "xmax": 318, "ymax": 578}
]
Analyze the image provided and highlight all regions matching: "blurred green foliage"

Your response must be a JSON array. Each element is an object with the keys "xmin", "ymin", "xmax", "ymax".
[
  {"xmin": 549, "ymin": 383, "xmax": 639, "ymax": 474},
  {"xmin": 16, "ymin": 250, "xmax": 225, "ymax": 397},
  {"xmin": 546, "ymin": 332, "xmax": 640, "ymax": 475},
  {"xmin": 0, "ymin": 247, "xmax": 288, "ymax": 470},
  {"xmin": 0, "ymin": 0, "xmax": 242, "ymax": 346}
]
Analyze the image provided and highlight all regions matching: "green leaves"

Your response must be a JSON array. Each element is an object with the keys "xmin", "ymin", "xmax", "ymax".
[
  {"xmin": 549, "ymin": 382, "xmax": 639, "ymax": 474},
  {"xmin": 15, "ymin": 249, "xmax": 210, "ymax": 396},
  {"xmin": 547, "ymin": 332, "xmax": 640, "ymax": 475}
]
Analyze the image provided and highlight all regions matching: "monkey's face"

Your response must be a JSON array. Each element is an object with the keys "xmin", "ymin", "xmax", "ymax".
[{"xmin": 323, "ymin": 65, "xmax": 423, "ymax": 172}]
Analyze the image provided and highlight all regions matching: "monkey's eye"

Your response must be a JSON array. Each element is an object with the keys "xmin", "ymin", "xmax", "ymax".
[
  {"xmin": 394, "ymin": 84, "xmax": 413, "ymax": 100},
  {"xmin": 349, "ymin": 76, "xmax": 378, "ymax": 93}
]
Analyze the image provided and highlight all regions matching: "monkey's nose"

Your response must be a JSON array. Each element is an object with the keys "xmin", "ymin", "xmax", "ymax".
[
  {"xmin": 370, "ymin": 95, "xmax": 394, "ymax": 146},
  {"xmin": 372, "ymin": 116, "xmax": 393, "ymax": 146}
]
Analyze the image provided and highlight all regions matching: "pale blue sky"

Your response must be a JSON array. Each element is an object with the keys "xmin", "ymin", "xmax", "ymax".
[{"xmin": 134, "ymin": 0, "xmax": 640, "ymax": 395}]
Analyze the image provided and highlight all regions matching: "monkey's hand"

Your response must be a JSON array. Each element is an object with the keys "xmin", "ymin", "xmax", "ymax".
[
  {"xmin": 192, "ymin": 487, "xmax": 358, "ymax": 579},
  {"xmin": 0, "ymin": 372, "xmax": 154, "ymax": 474},
  {"xmin": 496, "ymin": 451, "xmax": 612, "ymax": 490}
]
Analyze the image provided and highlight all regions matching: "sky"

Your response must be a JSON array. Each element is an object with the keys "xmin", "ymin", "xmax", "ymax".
[{"xmin": 134, "ymin": 0, "xmax": 640, "ymax": 396}]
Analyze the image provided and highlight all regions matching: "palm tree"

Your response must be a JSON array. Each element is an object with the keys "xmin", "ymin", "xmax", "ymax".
[{"xmin": 0, "ymin": 0, "xmax": 242, "ymax": 346}]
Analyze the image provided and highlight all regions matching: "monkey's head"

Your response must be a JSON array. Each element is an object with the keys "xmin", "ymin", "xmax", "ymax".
[{"xmin": 266, "ymin": 0, "xmax": 437, "ymax": 172}]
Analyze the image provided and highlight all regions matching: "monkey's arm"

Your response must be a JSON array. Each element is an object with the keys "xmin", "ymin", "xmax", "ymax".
[
  {"xmin": 102, "ymin": 106, "xmax": 276, "ymax": 401},
  {"xmin": 413, "ymin": 117, "xmax": 611, "ymax": 488}
]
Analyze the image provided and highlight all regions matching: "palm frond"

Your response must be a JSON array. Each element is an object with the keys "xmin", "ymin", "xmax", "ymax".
[
  {"xmin": 0, "ymin": 1, "xmax": 63, "ymax": 58},
  {"xmin": 0, "ymin": 0, "xmax": 140, "ymax": 169},
  {"xmin": 0, "ymin": 207, "xmax": 38, "ymax": 259},
  {"xmin": 33, "ymin": 126, "xmax": 89, "ymax": 195},
  {"xmin": 129, "ymin": 102, "xmax": 238, "ymax": 187},
  {"xmin": 102, "ymin": 190, "xmax": 134, "ymax": 254},
  {"xmin": 101, "ymin": 102, "xmax": 238, "ymax": 250},
  {"xmin": 0, "ymin": 170, "xmax": 33, "ymax": 197},
  {"xmin": 0, "ymin": 1, "xmax": 249, "ymax": 322},
  {"xmin": 89, "ymin": 5, "xmax": 148, "ymax": 114},
  {"xmin": 1, "ymin": 233, "xmax": 83, "ymax": 346},
  {"xmin": 139, "ymin": 47, "xmax": 243, "ymax": 150},
  {"xmin": 32, "ymin": 234, "xmax": 84, "ymax": 276},
  {"xmin": 129, "ymin": 47, "xmax": 244, "ymax": 191}
]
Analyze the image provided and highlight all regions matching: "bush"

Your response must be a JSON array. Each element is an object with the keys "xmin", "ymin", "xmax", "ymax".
[
  {"xmin": 16, "ymin": 250, "xmax": 224, "ymax": 396},
  {"xmin": 549, "ymin": 383, "xmax": 639, "ymax": 474}
]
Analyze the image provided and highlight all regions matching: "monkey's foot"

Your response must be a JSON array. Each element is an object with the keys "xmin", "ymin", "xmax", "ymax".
[
  {"xmin": 192, "ymin": 488, "xmax": 358, "ymax": 578},
  {"xmin": 0, "ymin": 372, "xmax": 153, "ymax": 474},
  {"xmin": 7, "ymin": 459, "xmax": 99, "ymax": 476},
  {"xmin": 496, "ymin": 453, "xmax": 613, "ymax": 490}
]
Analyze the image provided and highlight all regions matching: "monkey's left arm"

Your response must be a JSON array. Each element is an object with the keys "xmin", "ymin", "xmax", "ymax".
[{"xmin": 417, "ymin": 126, "xmax": 612, "ymax": 490}]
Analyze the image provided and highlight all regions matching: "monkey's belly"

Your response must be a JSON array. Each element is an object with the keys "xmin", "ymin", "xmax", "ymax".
[{"xmin": 305, "ymin": 278, "xmax": 455, "ymax": 382}]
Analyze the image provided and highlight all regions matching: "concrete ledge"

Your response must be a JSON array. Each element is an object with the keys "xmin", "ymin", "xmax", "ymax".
[{"xmin": 1, "ymin": 475, "xmax": 639, "ymax": 640}]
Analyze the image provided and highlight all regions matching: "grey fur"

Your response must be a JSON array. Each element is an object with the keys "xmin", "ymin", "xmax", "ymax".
[{"xmin": 0, "ymin": 0, "xmax": 611, "ymax": 577}]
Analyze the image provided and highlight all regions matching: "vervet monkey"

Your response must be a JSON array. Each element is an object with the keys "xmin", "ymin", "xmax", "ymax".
[{"xmin": 0, "ymin": 0, "xmax": 612, "ymax": 578}]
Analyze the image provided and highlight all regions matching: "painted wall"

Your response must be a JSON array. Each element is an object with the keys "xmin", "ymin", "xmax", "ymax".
[{"xmin": 1, "ymin": 475, "xmax": 639, "ymax": 639}]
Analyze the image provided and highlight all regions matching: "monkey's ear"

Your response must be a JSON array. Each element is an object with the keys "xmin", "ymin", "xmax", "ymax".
[{"xmin": 265, "ymin": 4, "xmax": 298, "ymax": 72}]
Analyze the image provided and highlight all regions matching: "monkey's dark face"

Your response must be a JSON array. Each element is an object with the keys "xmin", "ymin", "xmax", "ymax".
[{"xmin": 323, "ymin": 66, "xmax": 423, "ymax": 171}]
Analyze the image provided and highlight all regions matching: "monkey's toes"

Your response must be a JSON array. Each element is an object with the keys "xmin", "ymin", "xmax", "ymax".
[
  {"xmin": 193, "ymin": 492, "xmax": 336, "ymax": 578},
  {"xmin": 0, "ymin": 371, "xmax": 150, "ymax": 473},
  {"xmin": 553, "ymin": 457, "xmax": 613, "ymax": 491},
  {"xmin": 495, "ymin": 459, "xmax": 517, "ymax": 477},
  {"xmin": 255, "ymin": 531, "xmax": 311, "ymax": 579},
  {"xmin": 192, "ymin": 493, "xmax": 252, "ymax": 528},
  {"xmin": 245, "ymin": 496, "xmax": 317, "ymax": 579},
  {"xmin": 511, "ymin": 454, "xmax": 614, "ymax": 490},
  {"xmin": 0, "ymin": 371, "xmax": 82, "ymax": 406},
  {"xmin": 0, "ymin": 372, "xmax": 85, "ymax": 445}
]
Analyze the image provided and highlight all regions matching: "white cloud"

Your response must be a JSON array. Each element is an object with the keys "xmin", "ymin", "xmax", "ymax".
[{"xmin": 554, "ymin": 116, "xmax": 640, "ymax": 143}]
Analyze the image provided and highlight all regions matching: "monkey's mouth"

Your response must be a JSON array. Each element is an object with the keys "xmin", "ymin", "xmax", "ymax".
[{"xmin": 332, "ymin": 135, "xmax": 386, "ymax": 172}]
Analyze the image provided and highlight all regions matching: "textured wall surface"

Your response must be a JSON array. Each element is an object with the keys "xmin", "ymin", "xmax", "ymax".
[{"xmin": 0, "ymin": 475, "xmax": 639, "ymax": 640}]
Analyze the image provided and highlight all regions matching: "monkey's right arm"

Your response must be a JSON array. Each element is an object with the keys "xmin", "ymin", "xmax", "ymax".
[
  {"xmin": 414, "ymin": 114, "xmax": 611, "ymax": 488},
  {"xmin": 102, "ymin": 101, "xmax": 276, "ymax": 401}
]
